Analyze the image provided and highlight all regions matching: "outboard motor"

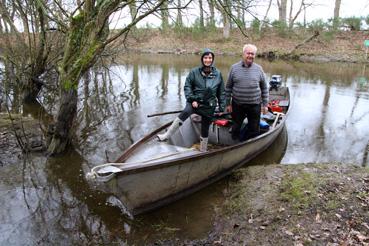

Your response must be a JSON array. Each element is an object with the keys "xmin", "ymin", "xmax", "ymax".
[{"xmin": 269, "ymin": 75, "xmax": 282, "ymax": 90}]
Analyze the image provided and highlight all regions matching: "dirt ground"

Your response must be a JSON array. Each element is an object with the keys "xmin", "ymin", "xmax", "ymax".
[
  {"xmin": 122, "ymin": 29, "xmax": 369, "ymax": 63},
  {"xmin": 158, "ymin": 164, "xmax": 369, "ymax": 245},
  {"xmin": 0, "ymin": 113, "xmax": 44, "ymax": 166}
]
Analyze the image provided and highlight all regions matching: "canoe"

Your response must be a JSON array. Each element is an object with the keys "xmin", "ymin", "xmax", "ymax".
[{"xmin": 87, "ymin": 86, "xmax": 290, "ymax": 216}]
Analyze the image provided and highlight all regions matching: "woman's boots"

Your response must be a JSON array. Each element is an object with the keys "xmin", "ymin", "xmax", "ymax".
[
  {"xmin": 200, "ymin": 137, "xmax": 208, "ymax": 152},
  {"xmin": 158, "ymin": 118, "xmax": 208, "ymax": 152},
  {"xmin": 157, "ymin": 117, "xmax": 183, "ymax": 141}
]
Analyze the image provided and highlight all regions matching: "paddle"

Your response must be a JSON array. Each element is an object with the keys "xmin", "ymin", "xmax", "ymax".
[
  {"xmin": 147, "ymin": 110, "xmax": 230, "ymax": 118},
  {"xmin": 147, "ymin": 110, "xmax": 182, "ymax": 118}
]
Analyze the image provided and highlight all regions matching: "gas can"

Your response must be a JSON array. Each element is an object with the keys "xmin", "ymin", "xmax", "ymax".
[{"xmin": 268, "ymin": 100, "xmax": 283, "ymax": 113}]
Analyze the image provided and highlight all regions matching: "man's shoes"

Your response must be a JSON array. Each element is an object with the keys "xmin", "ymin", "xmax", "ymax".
[{"xmin": 230, "ymin": 127, "xmax": 239, "ymax": 140}]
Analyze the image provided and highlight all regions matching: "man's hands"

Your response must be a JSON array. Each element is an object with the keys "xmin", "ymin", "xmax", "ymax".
[
  {"xmin": 261, "ymin": 106, "xmax": 268, "ymax": 115},
  {"xmin": 226, "ymin": 104, "xmax": 267, "ymax": 114},
  {"xmin": 192, "ymin": 101, "xmax": 199, "ymax": 108}
]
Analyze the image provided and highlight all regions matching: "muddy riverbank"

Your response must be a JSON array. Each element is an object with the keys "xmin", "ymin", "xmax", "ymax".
[
  {"xmin": 159, "ymin": 164, "xmax": 369, "ymax": 245},
  {"xmin": 121, "ymin": 29, "xmax": 369, "ymax": 64}
]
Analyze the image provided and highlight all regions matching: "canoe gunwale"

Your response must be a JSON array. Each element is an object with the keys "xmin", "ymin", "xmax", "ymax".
[
  {"xmin": 131, "ymin": 124, "xmax": 285, "ymax": 215},
  {"xmin": 112, "ymin": 115, "xmax": 287, "ymax": 176}
]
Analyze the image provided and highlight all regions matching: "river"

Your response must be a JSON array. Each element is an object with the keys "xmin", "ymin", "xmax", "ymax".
[{"xmin": 0, "ymin": 54, "xmax": 368, "ymax": 244}]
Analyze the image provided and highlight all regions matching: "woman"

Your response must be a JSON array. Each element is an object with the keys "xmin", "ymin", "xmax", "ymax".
[{"xmin": 157, "ymin": 48, "xmax": 226, "ymax": 151}]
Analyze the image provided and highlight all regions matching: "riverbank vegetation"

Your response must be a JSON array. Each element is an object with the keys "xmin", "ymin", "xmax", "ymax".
[
  {"xmin": 122, "ymin": 27, "xmax": 369, "ymax": 63},
  {"xmin": 156, "ymin": 164, "xmax": 369, "ymax": 245},
  {"xmin": 205, "ymin": 164, "xmax": 369, "ymax": 245}
]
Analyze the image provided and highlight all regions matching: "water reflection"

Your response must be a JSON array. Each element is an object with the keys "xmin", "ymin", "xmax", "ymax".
[
  {"xmin": 1, "ymin": 55, "xmax": 369, "ymax": 244},
  {"xmin": 0, "ymin": 151, "xmax": 130, "ymax": 245},
  {"xmin": 78, "ymin": 55, "xmax": 369, "ymax": 167}
]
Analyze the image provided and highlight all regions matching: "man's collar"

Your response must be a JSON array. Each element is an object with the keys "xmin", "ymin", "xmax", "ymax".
[{"xmin": 241, "ymin": 60, "xmax": 252, "ymax": 68}]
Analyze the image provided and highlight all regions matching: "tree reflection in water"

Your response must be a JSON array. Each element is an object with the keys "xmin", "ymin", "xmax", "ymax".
[{"xmin": 1, "ymin": 56, "xmax": 369, "ymax": 244}]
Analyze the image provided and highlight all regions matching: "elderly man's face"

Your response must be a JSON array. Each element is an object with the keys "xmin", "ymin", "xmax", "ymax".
[{"xmin": 243, "ymin": 47, "xmax": 256, "ymax": 66}]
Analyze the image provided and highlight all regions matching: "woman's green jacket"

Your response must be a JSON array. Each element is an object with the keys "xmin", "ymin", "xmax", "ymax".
[{"xmin": 184, "ymin": 66, "xmax": 226, "ymax": 117}]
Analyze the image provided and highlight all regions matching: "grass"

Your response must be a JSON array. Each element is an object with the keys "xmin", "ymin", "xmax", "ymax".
[
  {"xmin": 280, "ymin": 172, "xmax": 318, "ymax": 209},
  {"xmin": 325, "ymin": 196, "xmax": 340, "ymax": 210}
]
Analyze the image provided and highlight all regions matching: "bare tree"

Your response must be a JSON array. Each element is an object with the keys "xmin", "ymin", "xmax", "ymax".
[
  {"xmin": 333, "ymin": 0, "xmax": 341, "ymax": 29},
  {"xmin": 199, "ymin": 0, "xmax": 205, "ymax": 29},
  {"xmin": 207, "ymin": 0, "xmax": 216, "ymax": 28},
  {"xmin": 218, "ymin": 0, "xmax": 231, "ymax": 38},
  {"xmin": 216, "ymin": 0, "xmax": 252, "ymax": 38},
  {"xmin": 160, "ymin": 1, "xmax": 170, "ymax": 30},
  {"xmin": 176, "ymin": 0, "xmax": 184, "ymax": 27},
  {"xmin": 288, "ymin": 0, "xmax": 313, "ymax": 29},
  {"xmin": 45, "ymin": 0, "xmax": 170, "ymax": 154},
  {"xmin": 259, "ymin": 0, "xmax": 273, "ymax": 31},
  {"xmin": 129, "ymin": 1, "xmax": 138, "ymax": 23},
  {"xmin": 1, "ymin": 0, "xmax": 193, "ymax": 155},
  {"xmin": 277, "ymin": 0, "xmax": 287, "ymax": 24},
  {"xmin": 0, "ymin": 0, "xmax": 58, "ymax": 102}
]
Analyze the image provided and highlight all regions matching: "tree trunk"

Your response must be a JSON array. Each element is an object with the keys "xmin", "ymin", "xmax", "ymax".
[
  {"xmin": 259, "ymin": 0, "xmax": 272, "ymax": 31},
  {"xmin": 333, "ymin": 0, "xmax": 341, "ymax": 29},
  {"xmin": 46, "ymin": 0, "xmax": 167, "ymax": 155},
  {"xmin": 47, "ymin": 88, "xmax": 78, "ymax": 154},
  {"xmin": 47, "ymin": 12, "xmax": 106, "ymax": 154},
  {"xmin": 207, "ymin": 0, "xmax": 216, "ymax": 28},
  {"xmin": 0, "ymin": 0, "xmax": 49, "ymax": 103},
  {"xmin": 176, "ymin": 0, "xmax": 183, "ymax": 27},
  {"xmin": 277, "ymin": 0, "xmax": 287, "ymax": 25},
  {"xmin": 129, "ymin": 1, "xmax": 137, "ymax": 21},
  {"xmin": 237, "ymin": 0, "xmax": 245, "ymax": 27},
  {"xmin": 218, "ymin": 0, "xmax": 231, "ymax": 38},
  {"xmin": 161, "ymin": 1, "xmax": 169, "ymax": 30},
  {"xmin": 223, "ymin": 14, "xmax": 230, "ymax": 38},
  {"xmin": 288, "ymin": 0, "xmax": 305, "ymax": 29},
  {"xmin": 22, "ymin": 78, "xmax": 45, "ymax": 102},
  {"xmin": 289, "ymin": 30, "xmax": 319, "ymax": 54},
  {"xmin": 199, "ymin": 0, "xmax": 204, "ymax": 29},
  {"xmin": 129, "ymin": 1, "xmax": 137, "ymax": 30}
]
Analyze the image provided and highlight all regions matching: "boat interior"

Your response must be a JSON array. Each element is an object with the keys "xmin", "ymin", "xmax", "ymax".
[{"xmin": 123, "ymin": 87, "xmax": 290, "ymax": 164}]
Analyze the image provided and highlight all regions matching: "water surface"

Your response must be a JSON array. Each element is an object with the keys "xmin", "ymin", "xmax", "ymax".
[{"xmin": 1, "ymin": 54, "xmax": 368, "ymax": 244}]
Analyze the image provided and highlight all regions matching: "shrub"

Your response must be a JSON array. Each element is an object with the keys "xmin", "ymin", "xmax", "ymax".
[
  {"xmin": 272, "ymin": 20, "xmax": 288, "ymax": 37},
  {"xmin": 342, "ymin": 16, "xmax": 362, "ymax": 31},
  {"xmin": 251, "ymin": 18, "xmax": 260, "ymax": 33},
  {"xmin": 307, "ymin": 19, "xmax": 327, "ymax": 32}
]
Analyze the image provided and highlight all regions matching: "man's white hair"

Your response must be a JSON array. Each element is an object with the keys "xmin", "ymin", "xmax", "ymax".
[{"xmin": 243, "ymin": 44, "xmax": 257, "ymax": 54}]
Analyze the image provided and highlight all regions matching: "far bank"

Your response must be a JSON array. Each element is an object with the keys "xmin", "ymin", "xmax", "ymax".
[{"xmin": 118, "ymin": 29, "xmax": 369, "ymax": 64}]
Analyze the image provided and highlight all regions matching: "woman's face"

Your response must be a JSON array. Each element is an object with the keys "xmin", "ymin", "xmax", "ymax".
[{"xmin": 202, "ymin": 54, "xmax": 213, "ymax": 67}]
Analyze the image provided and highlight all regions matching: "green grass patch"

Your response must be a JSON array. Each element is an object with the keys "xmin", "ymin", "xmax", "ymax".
[
  {"xmin": 280, "ymin": 172, "xmax": 318, "ymax": 209},
  {"xmin": 325, "ymin": 195, "xmax": 340, "ymax": 210},
  {"xmin": 321, "ymin": 31, "xmax": 336, "ymax": 42}
]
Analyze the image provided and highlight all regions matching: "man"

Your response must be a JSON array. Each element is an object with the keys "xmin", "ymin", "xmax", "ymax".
[{"xmin": 226, "ymin": 44, "xmax": 269, "ymax": 140}]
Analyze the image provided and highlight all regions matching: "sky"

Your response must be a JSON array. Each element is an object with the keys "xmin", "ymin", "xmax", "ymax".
[
  {"xmin": 109, "ymin": 0, "xmax": 369, "ymax": 28},
  {"xmin": 266, "ymin": 0, "xmax": 369, "ymax": 22}
]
